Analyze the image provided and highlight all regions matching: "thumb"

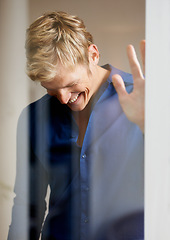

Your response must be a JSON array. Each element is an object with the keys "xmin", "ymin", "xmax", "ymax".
[{"xmin": 112, "ymin": 74, "xmax": 127, "ymax": 98}]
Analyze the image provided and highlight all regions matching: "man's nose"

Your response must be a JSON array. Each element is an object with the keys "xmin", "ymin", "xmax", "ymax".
[{"xmin": 56, "ymin": 89, "xmax": 71, "ymax": 104}]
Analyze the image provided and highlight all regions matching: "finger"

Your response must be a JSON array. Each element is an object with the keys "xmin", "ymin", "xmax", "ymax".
[
  {"xmin": 127, "ymin": 44, "xmax": 143, "ymax": 80},
  {"xmin": 140, "ymin": 40, "xmax": 145, "ymax": 75},
  {"xmin": 112, "ymin": 74, "xmax": 128, "ymax": 99}
]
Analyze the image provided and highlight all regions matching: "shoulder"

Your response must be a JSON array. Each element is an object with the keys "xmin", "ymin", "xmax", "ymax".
[
  {"xmin": 17, "ymin": 94, "xmax": 71, "ymax": 133},
  {"xmin": 104, "ymin": 64, "xmax": 134, "ymax": 94},
  {"xmin": 21, "ymin": 94, "xmax": 70, "ymax": 118},
  {"xmin": 96, "ymin": 65, "xmax": 133, "ymax": 104},
  {"xmin": 103, "ymin": 64, "xmax": 133, "ymax": 82},
  {"xmin": 27, "ymin": 94, "xmax": 59, "ymax": 114}
]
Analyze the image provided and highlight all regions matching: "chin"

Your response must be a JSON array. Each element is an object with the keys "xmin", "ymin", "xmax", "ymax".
[
  {"xmin": 68, "ymin": 104, "xmax": 81, "ymax": 111},
  {"xmin": 68, "ymin": 103, "xmax": 86, "ymax": 112}
]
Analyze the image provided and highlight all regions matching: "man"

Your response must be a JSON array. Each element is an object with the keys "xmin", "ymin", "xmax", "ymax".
[{"xmin": 8, "ymin": 11, "xmax": 145, "ymax": 240}]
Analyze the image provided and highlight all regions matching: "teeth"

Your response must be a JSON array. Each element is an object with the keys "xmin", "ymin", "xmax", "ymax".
[{"xmin": 69, "ymin": 94, "xmax": 79, "ymax": 103}]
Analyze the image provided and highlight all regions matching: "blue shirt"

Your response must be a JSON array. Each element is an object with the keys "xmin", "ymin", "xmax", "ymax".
[{"xmin": 8, "ymin": 65, "xmax": 144, "ymax": 240}]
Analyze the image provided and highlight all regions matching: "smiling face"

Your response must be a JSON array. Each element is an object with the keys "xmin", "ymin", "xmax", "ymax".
[
  {"xmin": 41, "ymin": 63, "xmax": 99, "ymax": 111},
  {"xmin": 41, "ymin": 44, "xmax": 106, "ymax": 112}
]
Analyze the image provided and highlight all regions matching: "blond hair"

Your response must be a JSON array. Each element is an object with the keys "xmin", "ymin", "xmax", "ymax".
[{"xmin": 25, "ymin": 11, "xmax": 94, "ymax": 82}]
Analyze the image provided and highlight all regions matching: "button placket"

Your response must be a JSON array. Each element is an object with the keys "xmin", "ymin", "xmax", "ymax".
[
  {"xmin": 84, "ymin": 217, "xmax": 89, "ymax": 223},
  {"xmin": 80, "ymin": 150, "xmax": 90, "ymax": 239}
]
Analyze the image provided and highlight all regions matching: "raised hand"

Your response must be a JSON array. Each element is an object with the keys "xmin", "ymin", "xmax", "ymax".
[{"xmin": 112, "ymin": 40, "xmax": 145, "ymax": 133}]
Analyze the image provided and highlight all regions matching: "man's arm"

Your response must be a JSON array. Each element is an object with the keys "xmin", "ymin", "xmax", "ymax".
[{"xmin": 8, "ymin": 108, "xmax": 48, "ymax": 240}]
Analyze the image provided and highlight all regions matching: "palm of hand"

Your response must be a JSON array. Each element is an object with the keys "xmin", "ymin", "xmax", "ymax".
[{"xmin": 112, "ymin": 40, "xmax": 145, "ymax": 133}]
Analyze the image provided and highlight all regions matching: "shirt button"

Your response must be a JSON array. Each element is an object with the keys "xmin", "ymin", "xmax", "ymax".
[
  {"xmin": 85, "ymin": 187, "xmax": 89, "ymax": 191},
  {"xmin": 84, "ymin": 217, "xmax": 89, "ymax": 223},
  {"xmin": 82, "ymin": 154, "xmax": 86, "ymax": 159}
]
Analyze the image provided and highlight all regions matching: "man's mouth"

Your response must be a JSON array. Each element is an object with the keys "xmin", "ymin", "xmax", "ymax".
[{"xmin": 68, "ymin": 93, "xmax": 80, "ymax": 103}]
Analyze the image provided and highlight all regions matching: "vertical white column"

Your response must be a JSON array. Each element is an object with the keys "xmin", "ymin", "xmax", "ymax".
[
  {"xmin": 145, "ymin": 0, "xmax": 170, "ymax": 239},
  {"xmin": 0, "ymin": 0, "xmax": 28, "ymax": 239}
]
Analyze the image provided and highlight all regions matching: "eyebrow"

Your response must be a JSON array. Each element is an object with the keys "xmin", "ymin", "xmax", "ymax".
[
  {"xmin": 41, "ymin": 80, "xmax": 79, "ymax": 91},
  {"xmin": 64, "ymin": 81, "xmax": 78, "ymax": 88}
]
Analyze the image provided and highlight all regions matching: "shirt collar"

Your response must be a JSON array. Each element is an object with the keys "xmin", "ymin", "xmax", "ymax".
[{"xmin": 102, "ymin": 64, "xmax": 133, "ymax": 86}]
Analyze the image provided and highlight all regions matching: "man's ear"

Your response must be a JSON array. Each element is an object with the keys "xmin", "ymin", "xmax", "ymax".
[{"xmin": 88, "ymin": 44, "xmax": 100, "ymax": 65}]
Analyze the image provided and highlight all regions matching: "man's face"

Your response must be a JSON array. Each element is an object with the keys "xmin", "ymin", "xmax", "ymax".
[{"xmin": 41, "ymin": 64, "xmax": 96, "ymax": 111}]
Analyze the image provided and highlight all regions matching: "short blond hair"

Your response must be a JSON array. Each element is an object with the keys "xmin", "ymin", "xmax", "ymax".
[{"xmin": 25, "ymin": 11, "xmax": 94, "ymax": 82}]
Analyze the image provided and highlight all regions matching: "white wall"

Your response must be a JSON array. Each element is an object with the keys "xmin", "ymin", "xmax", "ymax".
[
  {"xmin": 145, "ymin": 0, "xmax": 170, "ymax": 239},
  {"xmin": 0, "ymin": 0, "xmax": 28, "ymax": 239}
]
